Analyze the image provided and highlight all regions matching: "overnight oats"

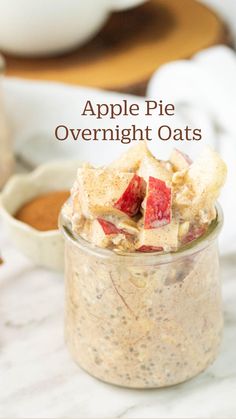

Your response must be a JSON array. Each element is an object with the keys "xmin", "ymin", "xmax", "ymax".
[{"xmin": 60, "ymin": 144, "xmax": 227, "ymax": 388}]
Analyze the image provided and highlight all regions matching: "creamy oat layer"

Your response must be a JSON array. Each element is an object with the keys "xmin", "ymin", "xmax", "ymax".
[
  {"xmin": 65, "ymin": 235, "xmax": 223, "ymax": 388},
  {"xmin": 64, "ymin": 144, "xmax": 227, "ymax": 253}
]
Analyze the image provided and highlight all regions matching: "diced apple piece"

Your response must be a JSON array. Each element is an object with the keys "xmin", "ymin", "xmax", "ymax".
[
  {"xmin": 68, "ymin": 186, "xmax": 85, "ymax": 232},
  {"xmin": 170, "ymin": 148, "xmax": 192, "ymax": 171},
  {"xmin": 90, "ymin": 218, "xmax": 134, "ymax": 249},
  {"xmin": 76, "ymin": 167, "xmax": 142, "ymax": 218},
  {"xmin": 138, "ymin": 154, "xmax": 172, "ymax": 184},
  {"xmin": 178, "ymin": 221, "xmax": 190, "ymax": 239},
  {"xmin": 173, "ymin": 147, "xmax": 227, "ymax": 222},
  {"xmin": 71, "ymin": 180, "xmax": 82, "ymax": 217},
  {"xmin": 90, "ymin": 219, "xmax": 123, "ymax": 248},
  {"xmin": 181, "ymin": 225, "xmax": 207, "ymax": 245},
  {"xmin": 97, "ymin": 218, "xmax": 128, "ymax": 235},
  {"xmin": 187, "ymin": 146, "xmax": 227, "ymax": 197},
  {"xmin": 108, "ymin": 142, "xmax": 150, "ymax": 172},
  {"xmin": 183, "ymin": 147, "xmax": 227, "ymax": 220},
  {"xmin": 72, "ymin": 191, "xmax": 82, "ymax": 216},
  {"xmin": 137, "ymin": 220, "xmax": 179, "ymax": 252},
  {"xmin": 117, "ymin": 218, "xmax": 139, "ymax": 234},
  {"xmin": 137, "ymin": 245, "xmax": 163, "ymax": 253},
  {"xmin": 90, "ymin": 219, "xmax": 112, "ymax": 248},
  {"xmin": 144, "ymin": 177, "xmax": 171, "ymax": 229},
  {"xmin": 114, "ymin": 174, "xmax": 145, "ymax": 217}
]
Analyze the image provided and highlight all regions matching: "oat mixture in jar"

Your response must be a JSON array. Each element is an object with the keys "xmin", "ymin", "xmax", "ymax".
[{"xmin": 60, "ymin": 143, "xmax": 227, "ymax": 388}]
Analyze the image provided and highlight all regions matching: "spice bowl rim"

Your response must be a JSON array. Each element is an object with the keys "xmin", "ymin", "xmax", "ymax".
[{"xmin": 0, "ymin": 160, "xmax": 81, "ymax": 270}]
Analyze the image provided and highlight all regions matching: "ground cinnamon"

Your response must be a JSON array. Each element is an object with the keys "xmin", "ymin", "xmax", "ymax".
[{"xmin": 15, "ymin": 190, "xmax": 70, "ymax": 231}]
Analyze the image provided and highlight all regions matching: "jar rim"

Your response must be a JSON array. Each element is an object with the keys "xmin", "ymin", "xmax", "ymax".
[{"xmin": 59, "ymin": 203, "xmax": 223, "ymax": 265}]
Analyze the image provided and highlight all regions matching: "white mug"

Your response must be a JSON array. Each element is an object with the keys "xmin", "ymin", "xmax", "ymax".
[{"xmin": 0, "ymin": 0, "xmax": 147, "ymax": 56}]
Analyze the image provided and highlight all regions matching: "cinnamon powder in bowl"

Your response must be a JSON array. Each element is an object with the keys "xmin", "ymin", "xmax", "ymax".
[{"xmin": 15, "ymin": 190, "xmax": 70, "ymax": 231}]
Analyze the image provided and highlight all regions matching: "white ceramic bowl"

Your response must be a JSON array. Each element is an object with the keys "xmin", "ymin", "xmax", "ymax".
[
  {"xmin": 0, "ymin": 160, "xmax": 79, "ymax": 271},
  {"xmin": 0, "ymin": 0, "xmax": 146, "ymax": 56}
]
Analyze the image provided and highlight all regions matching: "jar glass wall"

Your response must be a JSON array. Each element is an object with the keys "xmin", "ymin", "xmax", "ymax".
[{"xmin": 60, "ymin": 205, "xmax": 223, "ymax": 389}]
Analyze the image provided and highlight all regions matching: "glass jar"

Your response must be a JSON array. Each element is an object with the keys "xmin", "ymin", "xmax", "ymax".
[
  {"xmin": 0, "ymin": 54, "xmax": 14, "ymax": 189},
  {"xmin": 60, "ymin": 205, "xmax": 223, "ymax": 389}
]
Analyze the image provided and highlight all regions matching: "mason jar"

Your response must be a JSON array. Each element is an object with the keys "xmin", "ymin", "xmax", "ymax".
[{"xmin": 60, "ymin": 204, "xmax": 223, "ymax": 388}]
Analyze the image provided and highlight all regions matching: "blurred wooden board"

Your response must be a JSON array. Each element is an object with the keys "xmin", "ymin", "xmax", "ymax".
[{"xmin": 4, "ymin": 0, "xmax": 228, "ymax": 95}]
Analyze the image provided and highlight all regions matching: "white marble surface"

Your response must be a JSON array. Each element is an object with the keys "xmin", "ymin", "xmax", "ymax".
[{"xmin": 0, "ymin": 221, "xmax": 236, "ymax": 419}]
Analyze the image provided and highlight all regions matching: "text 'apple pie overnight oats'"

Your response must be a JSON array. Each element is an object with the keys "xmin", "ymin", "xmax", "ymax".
[{"xmin": 60, "ymin": 144, "xmax": 227, "ymax": 388}]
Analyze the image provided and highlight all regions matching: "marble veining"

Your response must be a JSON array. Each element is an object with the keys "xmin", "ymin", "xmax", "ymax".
[{"xmin": 0, "ymin": 223, "xmax": 236, "ymax": 419}]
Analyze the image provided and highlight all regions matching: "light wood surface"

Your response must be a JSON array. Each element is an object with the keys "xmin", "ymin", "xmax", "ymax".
[{"xmin": 4, "ymin": 0, "xmax": 228, "ymax": 95}]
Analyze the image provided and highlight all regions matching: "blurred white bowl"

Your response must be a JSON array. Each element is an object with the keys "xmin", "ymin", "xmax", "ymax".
[
  {"xmin": 0, "ymin": 160, "xmax": 79, "ymax": 271},
  {"xmin": 0, "ymin": 0, "xmax": 146, "ymax": 56}
]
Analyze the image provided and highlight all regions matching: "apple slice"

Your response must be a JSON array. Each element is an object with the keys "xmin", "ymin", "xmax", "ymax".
[
  {"xmin": 187, "ymin": 146, "xmax": 227, "ymax": 199},
  {"xmin": 176, "ymin": 147, "xmax": 227, "ymax": 221},
  {"xmin": 181, "ymin": 225, "xmax": 206, "ymax": 245},
  {"xmin": 138, "ymin": 154, "xmax": 172, "ymax": 184},
  {"xmin": 108, "ymin": 142, "xmax": 149, "ymax": 172},
  {"xmin": 170, "ymin": 148, "xmax": 192, "ymax": 171},
  {"xmin": 76, "ymin": 167, "xmax": 143, "ymax": 218},
  {"xmin": 97, "ymin": 218, "xmax": 128, "ymax": 235},
  {"xmin": 137, "ymin": 219, "xmax": 178, "ymax": 252},
  {"xmin": 144, "ymin": 177, "xmax": 171, "ymax": 229},
  {"xmin": 114, "ymin": 174, "xmax": 145, "ymax": 217},
  {"xmin": 137, "ymin": 245, "xmax": 163, "ymax": 253},
  {"xmin": 90, "ymin": 218, "xmax": 132, "ymax": 248}
]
